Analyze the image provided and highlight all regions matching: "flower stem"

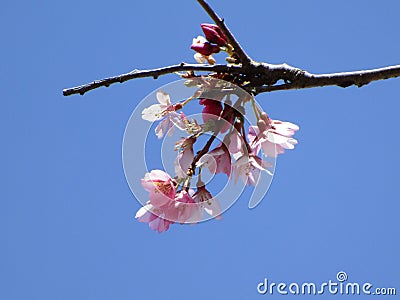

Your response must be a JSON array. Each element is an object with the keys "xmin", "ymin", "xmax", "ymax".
[{"xmin": 189, "ymin": 129, "xmax": 218, "ymax": 176}]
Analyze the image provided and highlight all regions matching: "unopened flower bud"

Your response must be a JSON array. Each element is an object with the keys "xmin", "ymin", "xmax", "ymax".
[
  {"xmin": 174, "ymin": 103, "xmax": 183, "ymax": 111},
  {"xmin": 191, "ymin": 36, "xmax": 220, "ymax": 56},
  {"xmin": 201, "ymin": 23, "xmax": 228, "ymax": 46},
  {"xmin": 206, "ymin": 55, "xmax": 216, "ymax": 65}
]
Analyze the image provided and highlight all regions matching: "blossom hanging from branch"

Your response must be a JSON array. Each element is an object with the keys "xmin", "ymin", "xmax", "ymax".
[
  {"xmin": 63, "ymin": 0, "xmax": 400, "ymax": 233},
  {"xmin": 134, "ymin": 75, "xmax": 298, "ymax": 233}
]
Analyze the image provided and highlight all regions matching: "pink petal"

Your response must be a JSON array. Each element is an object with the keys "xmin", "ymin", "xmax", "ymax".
[
  {"xmin": 149, "ymin": 190, "xmax": 174, "ymax": 207},
  {"xmin": 174, "ymin": 148, "xmax": 194, "ymax": 179},
  {"xmin": 155, "ymin": 118, "xmax": 173, "ymax": 139},
  {"xmin": 169, "ymin": 111, "xmax": 187, "ymax": 131},
  {"xmin": 203, "ymin": 198, "xmax": 223, "ymax": 220},
  {"xmin": 147, "ymin": 170, "xmax": 172, "ymax": 182},
  {"xmin": 228, "ymin": 131, "xmax": 243, "ymax": 155}
]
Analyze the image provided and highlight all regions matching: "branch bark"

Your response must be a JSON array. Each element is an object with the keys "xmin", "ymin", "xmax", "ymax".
[
  {"xmin": 62, "ymin": 0, "xmax": 400, "ymax": 97},
  {"xmin": 254, "ymin": 64, "xmax": 400, "ymax": 93},
  {"xmin": 63, "ymin": 63, "xmax": 400, "ymax": 96},
  {"xmin": 196, "ymin": 0, "xmax": 252, "ymax": 65},
  {"xmin": 63, "ymin": 63, "xmax": 236, "ymax": 96}
]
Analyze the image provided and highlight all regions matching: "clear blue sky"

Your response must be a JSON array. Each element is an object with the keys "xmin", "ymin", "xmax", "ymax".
[{"xmin": 2, "ymin": 0, "xmax": 399, "ymax": 299}]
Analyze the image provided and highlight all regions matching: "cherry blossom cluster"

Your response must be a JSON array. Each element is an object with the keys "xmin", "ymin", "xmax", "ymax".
[{"xmin": 135, "ymin": 24, "xmax": 299, "ymax": 233}]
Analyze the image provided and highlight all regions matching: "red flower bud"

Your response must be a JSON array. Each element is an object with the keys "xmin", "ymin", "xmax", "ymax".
[
  {"xmin": 201, "ymin": 23, "xmax": 228, "ymax": 46},
  {"xmin": 191, "ymin": 36, "xmax": 220, "ymax": 56},
  {"xmin": 173, "ymin": 103, "xmax": 183, "ymax": 111},
  {"xmin": 199, "ymin": 98, "xmax": 223, "ymax": 123}
]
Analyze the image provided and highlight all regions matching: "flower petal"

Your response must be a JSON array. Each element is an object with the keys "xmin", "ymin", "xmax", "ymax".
[
  {"xmin": 174, "ymin": 148, "xmax": 194, "ymax": 179},
  {"xmin": 146, "ymin": 169, "xmax": 172, "ymax": 182},
  {"xmin": 149, "ymin": 190, "xmax": 174, "ymax": 207},
  {"xmin": 142, "ymin": 104, "xmax": 164, "ymax": 121},
  {"xmin": 135, "ymin": 203, "xmax": 153, "ymax": 219},
  {"xmin": 203, "ymin": 198, "xmax": 223, "ymax": 220},
  {"xmin": 156, "ymin": 91, "xmax": 171, "ymax": 106},
  {"xmin": 155, "ymin": 118, "xmax": 172, "ymax": 139},
  {"xmin": 228, "ymin": 131, "xmax": 244, "ymax": 155},
  {"xmin": 272, "ymin": 120, "xmax": 299, "ymax": 136},
  {"xmin": 169, "ymin": 112, "xmax": 187, "ymax": 131},
  {"xmin": 194, "ymin": 53, "xmax": 207, "ymax": 64}
]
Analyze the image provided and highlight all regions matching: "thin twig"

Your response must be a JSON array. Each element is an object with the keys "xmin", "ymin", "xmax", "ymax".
[
  {"xmin": 63, "ymin": 62, "xmax": 400, "ymax": 97},
  {"xmin": 62, "ymin": 63, "xmax": 240, "ymax": 96},
  {"xmin": 196, "ymin": 0, "xmax": 252, "ymax": 66},
  {"xmin": 190, "ymin": 127, "xmax": 220, "ymax": 176}
]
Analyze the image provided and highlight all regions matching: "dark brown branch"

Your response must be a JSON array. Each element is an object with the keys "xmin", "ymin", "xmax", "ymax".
[
  {"xmin": 63, "ymin": 62, "xmax": 400, "ymax": 97},
  {"xmin": 62, "ymin": 63, "xmax": 240, "ymax": 96},
  {"xmin": 190, "ymin": 133, "xmax": 217, "ymax": 176},
  {"xmin": 196, "ymin": 0, "xmax": 252, "ymax": 66},
  {"xmin": 62, "ymin": 1, "xmax": 400, "ymax": 97},
  {"xmin": 254, "ymin": 64, "xmax": 400, "ymax": 93}
]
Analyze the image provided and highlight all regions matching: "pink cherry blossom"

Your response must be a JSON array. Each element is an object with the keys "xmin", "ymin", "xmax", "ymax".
[
  {"xmin": 173, "ymin": 190, "xmax": 200, "ymax": 224},
  {"xmin": 192, "ymin": 185, "xmax": 222, "ymax": 220},
  {"xmin": 141, "ymin": 170, "xmax": 176, "ymax": 207},
  {"xmin": 248, "ymin": 119, "xmax": 299, "ymax": 157},
  {"xmin": 227, "ymin": 130, "xmax": 245, "ymax": 159},
  {"xmin": 138, "ymin": 171, "xmax": 202, "ymax": 231},
  {"xmin": 233, "ymin": 154, "xmax": 272, "ymax": 186},
  {"xmin": 135, "ymin": 203, "xmax": 174, "ymax": 234},
  {"xmin": 197, "ymin": 143, "xmax": 231, "ymax": 177},
  {"xmin": 142, "ymin": 91, "xmax": 187, "ymax": 139},
  {"xmin": 271, "ymin": 120, "xmax": 299, "ymax": 137},
  {"xmin": 174, "ymin": 138, "xmax": 195, "ymax": 179},
  {"xmin": 142, "ymin": 91, "xmax": 173, "ymax": 121},
  {"xmin": 155, "ymin": 111, "xmax": 187, "ymax": 139}
]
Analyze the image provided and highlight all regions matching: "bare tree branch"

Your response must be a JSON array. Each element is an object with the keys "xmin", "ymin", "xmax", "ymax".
[
  {"xmin": 196, "ymin": 0, "xmax": 252, "ymax": 65},
  {"xmin": 62, "ymin": 0, "xmax": 400, "ymax": 97},
  {"xmin": 63, "ymin": 62, "xmax": 400, "ymax": 97},
  {"xmin": 254, "ymin": 64, "xmax": 400, "ymax": 93},
  {"xmin": 62, "ymin": 63, "xmax": 241, "ymax": 96}
]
